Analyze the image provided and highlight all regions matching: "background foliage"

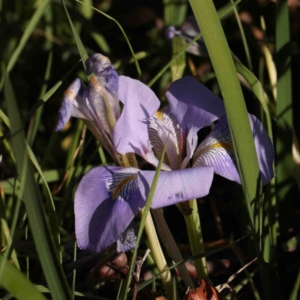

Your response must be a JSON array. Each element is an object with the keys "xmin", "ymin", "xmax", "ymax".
[{"xmin": 0, "ymin": 0, "xmax": 300, "ymax": 299}]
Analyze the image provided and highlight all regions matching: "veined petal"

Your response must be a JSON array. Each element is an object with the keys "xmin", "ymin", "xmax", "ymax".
[
  {"xmin": 75, "ymin": 166, "xmax": 144, "ymax": 253},
  {"xmin": 114, "ymin": 76, "xmax": 160, "ymax": 158},
  {"xmin": 138, "ymin": 167, "xmax": 214, "ymax": 209},
  {"xmin": 116, "ymin": 221, "xmax": 138, "ymax": 252},
  {"xmin": 86, "ymin": 54, "xmax": 120, "ymax": 133},
  {"xmin": 149, "ymin": 106, "xmax": 183, "ymax": 169},
  {"xmin": 56, "ymin": 78, "xmax": 89, "ymax": 131},
  {"xmin": 181, "ymin": 126, "xmax": 198, "ymax": 169},
  {"xmin": 166, "ymin": 76, "xmax": 225, "ymax": 132},
  {"xmin": 193, "ymin": 117, "xmax": 239, "ymax": 182},
  {"xmin": 193, "ymin": 114, "xmax": 274, "ymax": 184}
]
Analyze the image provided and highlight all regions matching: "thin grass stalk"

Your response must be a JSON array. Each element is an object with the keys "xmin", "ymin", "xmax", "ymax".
[
  {"xmin": 151, "ymin": 209, "xmax": 194, "ymax": 288},
  {"xmin": 148, "ymin": 0, "xmax": 242, "ymax": 87},
  {"xmin": 76, "ymin": 0, "xmax": 142, "ymax": 79},
  {"xmin": 0, "ymin": 195, "xmax": 20, "ymax": 270},
  {"xmin": 230, "ymin": 0, "xmax": 253, "ymax": 71},
  {"xmin": 120, "ymin": 141, "xmax": 173, "ymax": 299},
  {"xmin": 5, "ymin": 0, "xmax": 49, "ymax": 74},
  {"xmin": 0, "ymin": 255, "xmax": 47, "ymax": 300},
  {"xmin": 289, "ymin": 267, "xmax": 300, "ymax": 300},
  {"xmin": 188, "ymin": 0, "xmax": 270, "ymax": 296},
  {"xmin": 276, "ymin": 0, "xmax": 294, "ymax": 224},
  {"xmin": 4, "ymin": 73, "xmax": 72, "ymax": 300},
  {"xmin": 164, "ymin": 0, "xmax": 187, "ymax": 27},
  {"xmin": 184, "ymin": 199, "xmax": 207, "ymax": 279},
  {"xmin": 261, "ymin": 17, "xmax": 277, "ymax": 101},
  {"xmin": 27, "ymin": 50, "xmax": 52, "ymax": 146}
]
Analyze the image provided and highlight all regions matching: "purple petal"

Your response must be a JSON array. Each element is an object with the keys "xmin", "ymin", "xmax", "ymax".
[
  {"xmin": 180, "ymin": 126, "xmax": 198, "ymax": 169},
  {"xmin": 114, "ymin": 76, "xmax": 160, "ymax": 158},
  {"xmin": 166, "ymin": 76, "xmax": 225, "ymax": 132},
  {"xmin": 138, "ymin": 167, "xmax": 214, "ymax": 208},
  {"xmin": 193, "ymin": 116, "xmax": 239, "ymax": 182},
  {"xmin": 116, "ymin": 221, "xmax": 138, "ymax": 252},
  {"xmin": 250, "ymin": 114, "xmax": 274, "ymax": 184},
  {"xmin": 75, "ymin": 166, "xmax": 145, "ymax": 253},
  {"xmin": 193, "ymin": 114, "xmax": 274, "ymax": 185},
  {"xmin": 86, "ymin": 54, "xmax": 118, "ymax": 95},
  {"xmin": 86, "ymin": 54, "xmax": 120, "ymax": 132},
  {"xmin": 56, "ymin": 78, "xmax": 87, "ymax": 131},
  {"xmin": 149, "ymin": 106, "xmax": 183, "ymax": 170}
]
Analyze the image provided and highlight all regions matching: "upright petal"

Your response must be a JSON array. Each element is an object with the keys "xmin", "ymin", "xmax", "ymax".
[
  {"xmin": 149, "ymin": 106, "xmax": 182, "ymax": 170},
  {"xmin": 86, "ymin": 54, "xmax": 120, "ymax": 133},
  {"xmin": 166, "ymin": 76, "xmax": 225, "ymax": 132},
  {"xmin": 114, "ymin": 76, "xmax": 160, "ymax": 158},
  {"xmin": 193, "ymin": 114, "xmax": 274, "ymax": 184},
  {"xmin": 180, "ymin": 126, "xmax": 198, "ymax": 169},
  {"xmin": 75, "ymin": 166, "xmax": 145, "ymax": 253},
  {"xmin": 138, "ymin": 167, "xmax": 214, "ymax": 208}
]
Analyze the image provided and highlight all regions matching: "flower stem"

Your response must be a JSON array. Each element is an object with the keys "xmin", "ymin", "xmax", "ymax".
[
  {"xmin": 183, "ymin": 199, "xmax": 208, "ymax": 279},
  {"xmin": 143, "ymin": 211, "xmax": 174, "ymax": 297}
]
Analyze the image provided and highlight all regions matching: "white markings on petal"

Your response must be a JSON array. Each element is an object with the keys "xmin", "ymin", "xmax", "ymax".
[
  {"xmin": 148, "ymin": 106, "xmax": 184, "ymax": 170},
  {"xmin": 193, "ymin": 117, "xmax": 240, "ymax": 182},
  {"xmin": 104, "ymin": 168, "xmax": 139, "ymax": 201}
]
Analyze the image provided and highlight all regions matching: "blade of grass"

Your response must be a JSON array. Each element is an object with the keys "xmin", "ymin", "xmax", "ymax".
[
  {"xmin": 164, "ymin": 0, "xmax": 188, "ymax": 27},
  {"xmin": 26, "ymin": 143, "xmax": 61, "ymax": 256},
  {"xmin": 0, "ymin": 195, "xmax": 20, "ymax": 270},
  {"xmin": 6, "ymin": 0, "xmax": 50, "ymax": 74},
  {"xmin": 230, "ymin": 0, "xmax": 253, "ymax": 71},
  {"xmin": 0, "ymin": 58, "xmax": 82, "ymax": 145},
  {"xmin": 27, "ymin": 51, "xmax": 53, "ymax": 146},
  {"xmin": 0, "ymin": 255, "xmax": 47, "ymax": 300},
  {"xmin": 276, "ymin": 0, "xmax": 294, "ymax": 225},
  {"xmin": 138, "ymin": 235, "xmax": 249, "ymax": 290},
  {"xmin": 76, "ymin": 0, "xmax": 142, "ymax": 79},
  {"xmin": 148, "ymin": 0, "xmax": 242, "ymax": 87},
  {"xmin": 4, "ymin": 73, "xmax": 71, "ymax": 300},
  {"xmin": 120, "ymin": 140, "xmax": 173, "ymax": 299},
  {"xmin": 0, "ymin": 165, "xmax": 97, "ymax": 194},
  {"xmin": 171, "ymin": 36, "xmax": 186, "ymax": 81},
  {"xmin": 151, "ymin": 209, "xmax": 194, "ymax": 288},
  {"xmin": 189, "ymin": 0, "xmax": 269, "ymax": 296},
  {"xmin": 61, "ymin": 0, "xmax": 89, "ymax": 69}
]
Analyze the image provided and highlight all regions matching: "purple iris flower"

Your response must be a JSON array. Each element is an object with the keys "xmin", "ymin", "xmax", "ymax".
[{"xmin": 56, "ymin": 54, "xmax": 274, "ymax": 253}]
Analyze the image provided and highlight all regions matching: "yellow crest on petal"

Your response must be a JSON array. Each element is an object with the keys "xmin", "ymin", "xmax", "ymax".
[{"xmin": 112, "ymin": 175, "xmax": 137, "ymax": 200}]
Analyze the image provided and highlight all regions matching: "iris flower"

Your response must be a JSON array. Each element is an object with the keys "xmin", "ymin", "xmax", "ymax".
[{"xmin": 57, "ymin": 54, "xmax": 274, "ymax": 253}]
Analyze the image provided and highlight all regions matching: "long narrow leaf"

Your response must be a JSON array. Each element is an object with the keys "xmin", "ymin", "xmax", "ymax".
[
  {"xmin": 4, "ymin": 73, "xmax": 71, "ymax": 300},
  {"xmin": 0, "ymin": 255, "xmax": 47, "ymax": 300}
]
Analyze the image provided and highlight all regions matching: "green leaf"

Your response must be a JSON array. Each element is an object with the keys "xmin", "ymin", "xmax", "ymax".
[
  {"xmin": 164, "ymin": 0, "xmax": 188, "ymax": 26},
  {"xmin": 4, "ymin": 73, "xmax": 72, "ymax": 300},
  {"xmin": 61, "ymin": 0, "xmax": 89, "ymax": 69},
  {"xmin": 6, "ymin": 0, "xmax": 50, "ymax": 74},
  {"xmin": 171, "ymin": 37, "xmax": 186, "ymax": 81},
  {"xmin": 0, "ymin": 255, "xmax": 47, "ymax": 300}
]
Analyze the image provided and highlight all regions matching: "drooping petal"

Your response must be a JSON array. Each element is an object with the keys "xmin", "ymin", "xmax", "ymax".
[
  {"xmin": 56, "ymin": 78, "xmax": 88, "ymax": 131},
  {"xmin": 75, "ymin": 166, "xmax": 145, "ymax": 253},
  {"xmin": 114, "ymin": 76, "xmax": 160, "ymax": 158},
  {"xmin": 166, "ymin": 76, "xmax": 225, "ymax": 132},
  {"xmin": 116, "ymin": 221, "xmax": 138, "ymax": 252},
  {"xmin": 250, "ymin": 114, "xmax": 274, "ymax": 184},
  {"xmin": 138, "ymin": 166, "xmax": 214, "ymax": 208},
  {"xmin": 193, "ymin": 114, "xmax": 274, "ymax": 184},
  {"xmin": 85, "ymin": 54, "xmax": 120, "ymax": 133},
  {"xmin": 193, "ymin": 116, "xmax": 239, "ymax": 182}
]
